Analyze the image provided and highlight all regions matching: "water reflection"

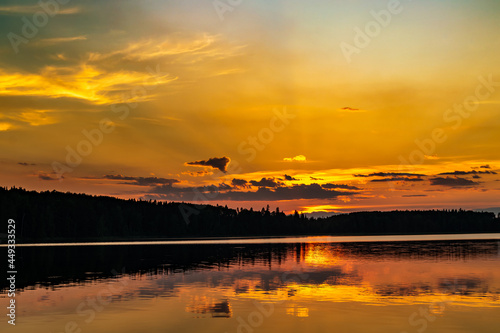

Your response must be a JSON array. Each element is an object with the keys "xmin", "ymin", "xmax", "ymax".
[
  {"xmin": 2, "ymin": 240, "xmax": 499, "ymax": 290},
  {"xmin": 1, "ymin": 239, "xmax": 500, "ymax": 332},
  {"xmin": 186, "ymin": 298, "xmax": 232, "ymax": 318}
]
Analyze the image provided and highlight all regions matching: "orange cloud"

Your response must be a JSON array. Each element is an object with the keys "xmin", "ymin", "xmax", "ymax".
[
  {"xmin": 87, "ymin": 33, "xmax": 245, "ymax": 63},
  {"xmin": 0, "ymin": 122, "xmax": 12, "ymax": 131},
  {"xmin": 36, "ymin": 36, "xmax": 87, "ymax": 45},
  {"xmin": 0, "ymin": 5, "xmax": 81, "ymax": 15},
  {"xmin": 0, "ymin": 65, "xmax": 176, "ymax": 105},
  {"xmin": 284, "ymin": 155, "xmax": 306, "ymax": 162}
]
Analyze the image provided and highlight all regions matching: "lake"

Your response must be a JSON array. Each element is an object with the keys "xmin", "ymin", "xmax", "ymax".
[{"xmin": 1, "ymin": 235, "xmax": 500, "ymax": 332}]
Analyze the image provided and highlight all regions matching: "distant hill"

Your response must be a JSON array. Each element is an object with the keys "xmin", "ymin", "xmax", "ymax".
[
  {"xmin": 476, "ymin": 207, "xmax": 500, "ymax": 216},
  {"xmin": 1, "ymin": 187, "xmax": 499, "ymax": 243}
]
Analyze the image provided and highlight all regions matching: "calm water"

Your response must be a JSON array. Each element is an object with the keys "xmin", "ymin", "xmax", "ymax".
[{"xmin": 1, "ymin": 235, "xmax": 500, "ymax": 333}]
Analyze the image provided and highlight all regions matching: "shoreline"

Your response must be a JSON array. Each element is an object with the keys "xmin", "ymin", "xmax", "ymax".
[{"xmin": 3, "ymin": 232, "xmax": 500, "ymax": 247}]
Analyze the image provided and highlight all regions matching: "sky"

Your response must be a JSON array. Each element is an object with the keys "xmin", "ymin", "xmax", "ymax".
[{"xmin": 1, "ymin": 0, "xmax": 500, "ymax": 215}]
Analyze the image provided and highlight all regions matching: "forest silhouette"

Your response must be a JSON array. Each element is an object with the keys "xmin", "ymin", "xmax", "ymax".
[{"xmin": 1, "ymin": 187, "xmax": 499, "ymax": 243}]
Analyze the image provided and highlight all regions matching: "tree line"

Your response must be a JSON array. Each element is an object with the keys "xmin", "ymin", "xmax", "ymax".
[{"xmin": 0, "ymin": 187, "xmax": 498, "ymax": 243}]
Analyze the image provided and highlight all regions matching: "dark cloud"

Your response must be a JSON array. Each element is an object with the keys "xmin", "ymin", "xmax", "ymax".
[
  {"xmin": 473, "ymin": 175, "xmax": 481, "ymax": 179},
  {"xmin": 480, "ymin": 165, "xmax": 491, "ymax": 169},
  {"xmin": 103, "ymin": 175, "xmax": 180, "ymax": 186},
  {"xmin": 250, "ymin": 177, "xmax": 281, "ymax": 188},
  {"xmin": 150, "ymin": 184, "xmax": 188, "ymax": 195},
  {"xmin": 438, "ymin": 170, "xmax": 497, "ymax": 176},
  {"xmin": 322, "ymin": 183, "xmax": 360, "ymax": 190},
  {"xmin": 354, "ymin": 172, "xmax": 426, "ymax": 183},
  {"xmin": 231, "ymin": 178, "xmax": 248, "ymax": 188},
  {"xmin": 310, "ymin": 176, "xmax": 323, "ymax": 180},
  {"xmin": 149, "ymin": 183, "xmax": 355, "ymax": 202},
  {"xmin": 340, "ymin": 107, "xmax": 359, "ymax": 111},
  {"xmin": 232, "ymin": 184, "xmax": 354, "ymax": 201},
  {"xmin": 182, "ymin": 170, "xmax": 212, "ymax": 177},
  {"xmin": 284, "ymin": 174, "xmax": 298, "ymax": 181},
  {"xmin": 371, "ymin": 177, "xmax": 424, "ymax": 182},
  {"xmin": 226, "ymin": 183, "xmax": 352, "ymax": 201},
  {"xmin": 354, "ymin": 172, "xmax": 426, "ymax": 178},
  {"xmin": 18, "ymin": 162, "xmax": 36, "ymax": 166},
  {"xmin": 186, "ymin": 156, "xmax": 230, "ymax": 173},
  {"xmin": 429, "ymin": 177, "xmax": 479, "ymax": 187},
  {"xmin": 151, "ymin": 183, "xmax": 234, "ymax": 196},
  {"xmin": 38, "ymin": 172, "xmax": 58, "ymax": 181},
  {"xmin": 217, "ymin": 183, "xmax": 232, "ymax": 191}
]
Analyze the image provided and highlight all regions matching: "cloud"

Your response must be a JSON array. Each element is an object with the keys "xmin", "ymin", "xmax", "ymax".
[
  {"xmin": 283, "ymin": 174, "xmax": 298, "ymax": 181},
  {"xmin": 402, "ymin": 194, "xmax": 428, "ymax": 197},
  {"xmin": 246, "ymin": 184, "xmax": 349, "ymax": 201},
  {"xmin": 182, "ymin": 170, "xmax": 213, "ymax": 177},
  {"xmin": 354, "ymin": 172, "xmax": 426, "ymax": 178},
  {"xmin": 371, "ymin": 177, "xmax": 425, "ymax": 182},
  {"xmin": 438, "ymin": 170, "xmax": 497, "ymax": 175},
  {"xmin": 125, "ymin": 35, "xmax": 212, "ymax": 60},
  {"xmin": 480, "ymin": 165, "xmax": 491, "ymax": 169},
  {"xmin": 0, "ymin": 5, "xmax": 81, "ymax": 15},
  {"xmin": 18, "ymin": 162, "xmax": 36, "ymax": 166},
  {"xmin": 3, "ymin": 109, "xmax": 60, "ymax": 127},
  {"xmin": 354, "ymin": 172, "xmax": 426, "ymax": 183},
  {"xmin": 102, "ymin": 175, "xmax": 180, "ymax": 186},
  {"xmin": 0, "ymin": 65, "xmax": 176, "ymax": 105},
  {"xmin": 221, "ymin": 183, "xmax": 234, "ymax": 190},
  {"xmin": 36, "ymin": 36, "xmax": 87, "ymax": 46},
  {"xmin": 250, "ymin": 177, "xmax": 281, "ymax": 188},
  {"xmin": 149, "ymin": 183, "xmax": 232, "ymax": 198},
  {"xmin": 38, "ymin": 172, "xmax": 58, "ymax": 181},
  {"xmin": 310, "ymin": 176, "xmax": 323, "ymax": 180},
  {"xmin": 149, "ymin": 183, "xmax": 354, "ymax": 202},
  {"xmin": 429, "ymin": 177, "xmax": 479, "ymax": 187},
  {"xmin": 338, "ymin": 107, "xmax": 367, "ymax": 113},
  {"xmin": 0, "ymin": 34, "xmax": 242, "ymax": 107},
  {"xmin": 186, "ymin": 156, "xmax": 230, "ymax": 173},
  {"xmin": 321, "ymin": 183, "xmax": 360, "ymax": 190},
  {"xmin": 283, "ymin": 155, "xmax": 306, "ymax": 162},
  {"xmin": 87, "ymin": 33, "xmax": 245, "ymax": 64},
  {"xmin": 0, "ymin": 122, "xmax": 12, "ymax": 131},
  {"xmin": 231, "ymin": 178, "xmax": 249, "ymax": 188}
]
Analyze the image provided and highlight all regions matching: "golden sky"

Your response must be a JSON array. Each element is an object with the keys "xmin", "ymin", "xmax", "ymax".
[{"xmin": 1, "ymin": 0, "xmax": 500, "ymax": 214}]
